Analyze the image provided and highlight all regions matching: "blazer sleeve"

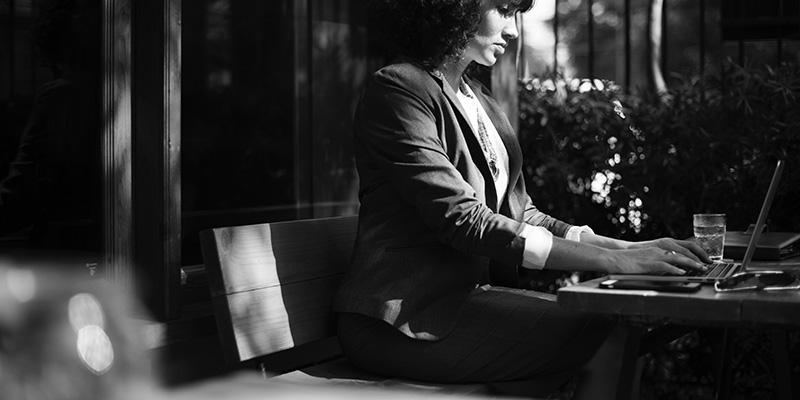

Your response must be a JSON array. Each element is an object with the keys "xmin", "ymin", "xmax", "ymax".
[
  {"xmin": 355, "ymin": 70, "xmax": 527, "ymax": 266},
  {"xmin": 521, "ymin": 193, "xmax": 572, "ymax": 238}
]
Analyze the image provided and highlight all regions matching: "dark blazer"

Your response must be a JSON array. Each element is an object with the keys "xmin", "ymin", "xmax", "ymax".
[{"xmin": 333, "ymin": 59, "xmax": 573, "ymax": 340}]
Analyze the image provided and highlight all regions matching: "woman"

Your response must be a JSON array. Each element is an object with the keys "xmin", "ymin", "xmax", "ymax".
[{"xmin": 333, "ymin": 0, "xmax": 711, "ymax": 397}]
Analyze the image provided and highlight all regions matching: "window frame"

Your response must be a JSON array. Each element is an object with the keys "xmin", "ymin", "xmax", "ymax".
[{"xmin": 103, "ymin": 0, "xmax": 182, "ymax": 320}]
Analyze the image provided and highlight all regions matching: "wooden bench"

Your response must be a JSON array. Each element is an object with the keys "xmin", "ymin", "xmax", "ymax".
[{"xmin": 199, "ymin": 216, "xmax": 494, "ymax": 396}]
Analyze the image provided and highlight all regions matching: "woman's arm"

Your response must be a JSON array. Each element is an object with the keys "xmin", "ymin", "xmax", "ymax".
[
  {"xmin": 580, "ymin": 230, "xmax": 711, "ymax": 263},
  {"xmin": 537, "ymin": 231, "xmax": 711, "ymax": 275}
]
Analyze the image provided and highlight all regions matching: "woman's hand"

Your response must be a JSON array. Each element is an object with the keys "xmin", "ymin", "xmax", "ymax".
[
  {"xmin": 579, "ymin": 231, "xmax": 712, "ymax": 264},
  {"xmin": 545, "ymin": 236, "xmax": 710, "ymax": 275},
  {"xmin": 626, "ymin": 238, "xmax": 712, "ymax": 264},
  {"xmin": 604, "ymin": 245, "xmax": 709, "ymax": 275},
  {"xmin": 605, "ymin": 238, "xmax": 712, "ymax": 275}
]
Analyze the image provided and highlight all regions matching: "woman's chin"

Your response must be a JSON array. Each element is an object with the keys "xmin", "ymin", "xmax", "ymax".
[{"xmin": 476, "ymin": 57, "xmax": 498, "ymax": 67}]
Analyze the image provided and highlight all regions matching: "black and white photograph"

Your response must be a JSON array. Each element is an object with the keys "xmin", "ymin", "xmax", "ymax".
[{"xmin": 1, "ymin": 1, "xmax": 799, "ymax": 399}]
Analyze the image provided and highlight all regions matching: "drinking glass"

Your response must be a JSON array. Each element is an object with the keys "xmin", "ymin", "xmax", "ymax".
[{"xmin": 693, "ymin": 213, "xmax": 726, "ymax": 262}]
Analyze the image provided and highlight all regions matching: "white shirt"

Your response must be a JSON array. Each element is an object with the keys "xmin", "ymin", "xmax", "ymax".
[{"xmin": 455, "ymin": 81, "xmax": 510, "ymax": 204}]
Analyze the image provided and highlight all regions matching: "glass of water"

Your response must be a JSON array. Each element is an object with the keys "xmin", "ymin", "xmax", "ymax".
[{"xmin": 693, "ymin": 213, "xmax": 726, "ymax": 262}]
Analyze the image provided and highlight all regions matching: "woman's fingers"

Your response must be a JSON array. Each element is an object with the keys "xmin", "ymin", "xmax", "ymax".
[
  {"xmin": 683, "ymin": 240, "xmax": 713, "ymax": 264},
  {"xmin": 661, "ymin": 239, "xmax": 712, "ymax": 266},
  {"xmin": 615, "ymin": 246, "xmax": 709, "ymax": 275},
  {"xmin": 631, "ymin": 251, "xmax": 691, "ymax": 275},
  {"xmin": 653, "ymin": 258, "xmax": 687, "ymax": 275},
  {"xmin": 662, "ymin": 248, "xmax": 707, "ymax": 273},
  {"xmin": 631, "ymin": 238, "xmax": 712, "ymax": 265}
]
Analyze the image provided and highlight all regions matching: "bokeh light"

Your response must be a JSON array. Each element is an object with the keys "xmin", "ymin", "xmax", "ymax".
[
  {"xmin": 69, "ymin": 293, "xmax": 114, "ymax": 375},
  {"xmin": 68, "ymin": 293, "xmax": 105, "ymax": 333},
  {"xmin": 77, "ymin": 324, "xmax": 114, "ymax": 375},
  {"xmin": 6, "ymin": 268, "xmax": 37, "ymax": 303}
]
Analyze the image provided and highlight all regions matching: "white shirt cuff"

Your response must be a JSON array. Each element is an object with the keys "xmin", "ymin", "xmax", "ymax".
[
  {"xmin": 520, "ymin": 225, "xmax": 553, "ymax": 270},
  {"xmin": 565, "ymin": 225, "xmax": 594, "ymax": 242}
]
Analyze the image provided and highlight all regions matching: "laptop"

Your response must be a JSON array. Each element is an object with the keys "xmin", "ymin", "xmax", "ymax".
[{"xmin": 609, "ymin": 159, "xmax": 785, "ymax": 284}]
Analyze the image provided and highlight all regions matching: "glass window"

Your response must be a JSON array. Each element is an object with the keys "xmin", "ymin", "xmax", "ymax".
[
  {"xmin": 309, "ymin": 0, "xmax": 369, "ymax": 218},
  {"xmin": 180, "ymin": 0, "xmax": 371, "ymax": 265},
  {"xmin": 181, "ymin": 0, "xmax": 296, "ymax": 214},
  {"xmin": 0, "ymin": 0, "xmax": 104, "ymax": 259}
]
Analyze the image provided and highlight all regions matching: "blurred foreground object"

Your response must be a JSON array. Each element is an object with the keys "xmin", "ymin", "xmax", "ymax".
[
  {"xmin": 0, "ymin": 254, "xmax": 157, "ymax": 400},
  {"xmin": 0, "ymin": 252, "xmax": 510, "ymax": 399}
]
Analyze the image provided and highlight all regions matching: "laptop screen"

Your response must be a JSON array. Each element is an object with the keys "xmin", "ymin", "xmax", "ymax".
[{"xmin": 741, "ymin": 160, "xmax": 784, "ymax": 270}]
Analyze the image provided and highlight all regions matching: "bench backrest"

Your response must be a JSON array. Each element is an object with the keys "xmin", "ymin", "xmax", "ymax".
[{"xmin": 200, "ymin": 216, "xmax": 358, "ymax": 364}]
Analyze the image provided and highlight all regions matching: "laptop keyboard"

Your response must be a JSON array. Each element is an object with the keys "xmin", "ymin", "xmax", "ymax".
[{"xmin": 684, "ymin": 262, "xmax": 738, "ymax": 278}]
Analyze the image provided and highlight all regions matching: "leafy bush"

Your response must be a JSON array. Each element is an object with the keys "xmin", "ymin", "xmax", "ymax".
[
  {"xmin": 520, "ymin": 60, "xmax": 800, "ymax": 245},
  {"xmin": 518, "ymin": 60, "xmax": 800, "ymax": 399},
  {"xmin": 517, "ymin": 75, "xmax": 637, "ymax": 291},
  {"xmin": 518, "ymin": 60, "xmax": 800, "ymax": 291}
]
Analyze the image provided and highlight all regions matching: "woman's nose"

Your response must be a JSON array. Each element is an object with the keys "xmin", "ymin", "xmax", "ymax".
[{"xmin": 503, "ymin": 15, "xmax": 520, "ymax": 40}]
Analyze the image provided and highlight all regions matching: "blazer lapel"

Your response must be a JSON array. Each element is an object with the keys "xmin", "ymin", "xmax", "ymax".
[
  {"xmin": 466, "ymin": 77, "xmax": 524, "ymax": 212},
  {"xmin": 431, "ymin": 70, "xmax": 499, "ymax": 211}
]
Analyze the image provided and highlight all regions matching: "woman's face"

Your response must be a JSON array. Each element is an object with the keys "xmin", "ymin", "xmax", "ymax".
[{"xmin": 464, "ymin": 0, "xmax": 520, "ymax": 67}]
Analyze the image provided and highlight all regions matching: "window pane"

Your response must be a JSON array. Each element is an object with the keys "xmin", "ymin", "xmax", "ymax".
[
  {"xmin": 181, "ymin": 0, "xmax": 296, "ymax": 214},
  {"xmin": 310, "ymin": 0, "xmax": 367, "ymax": 217},
  {"xmin": 0, "ymin": 0, "xmax": 104, "ymax": 258},
  {"xmin": 181, "ymin": 0, "xmax": 368, "ymax": 265},
  {"xmin": 181, "ymin": 0, "xmax": 299, "ymax": 265}
]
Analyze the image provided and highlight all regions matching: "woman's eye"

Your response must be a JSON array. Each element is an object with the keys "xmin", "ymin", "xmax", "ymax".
[{"xmin": 497, "ymin": 4, "xmax": 515, "ymax": 17}]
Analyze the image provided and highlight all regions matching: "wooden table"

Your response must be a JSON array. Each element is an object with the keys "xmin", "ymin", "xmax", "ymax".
[{"xmin": 557, "ymin": 260, "xmax": 800, "ymax": 400}]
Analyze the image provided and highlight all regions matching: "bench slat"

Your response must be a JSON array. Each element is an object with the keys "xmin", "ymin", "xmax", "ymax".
[
  {"xmin": 201, "ymin": 216, "xmax": 357, "ymax": 297},
  {"xmin": 216, "ymin": 274, "xmax": 343, "ymax": 362},
  {"xmin": 202, "ymin": 216, "xmax": 356, "ymax": 364}
]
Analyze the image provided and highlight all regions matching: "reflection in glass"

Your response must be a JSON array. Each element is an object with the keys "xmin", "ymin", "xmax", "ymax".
[
  {"xmin": 181, "ymin": 0, "xmax": 373, "ymax": 264},
  {"xmin": 0, "ymin": 0, "xmax": 103, "ymax": 253},
  {"xmin": 182, "ymin": 0, "xmax": 295, "ymax": 213},
  {"xmin": 310, "ymin": 0, "xmax": 371, "ymax": 217}
]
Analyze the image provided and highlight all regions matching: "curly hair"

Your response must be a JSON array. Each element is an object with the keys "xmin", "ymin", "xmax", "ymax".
[{"xmin": 368, "ymin": 0, "xmax": 534, "ymax": 69}]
